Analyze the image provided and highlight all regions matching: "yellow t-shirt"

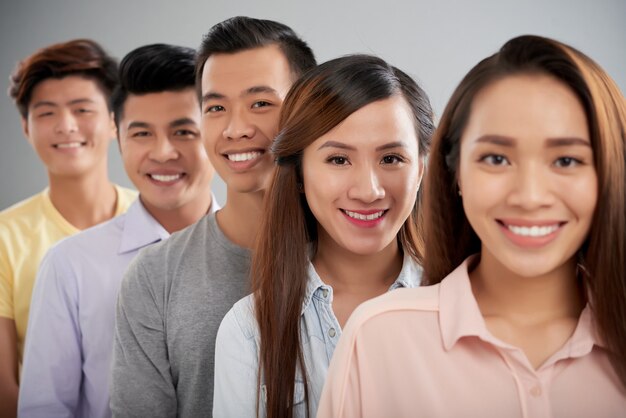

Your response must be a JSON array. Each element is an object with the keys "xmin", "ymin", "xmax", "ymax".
[{"xmin": 0, "ymin": 185, "xmax": 137, "ymax": 363}]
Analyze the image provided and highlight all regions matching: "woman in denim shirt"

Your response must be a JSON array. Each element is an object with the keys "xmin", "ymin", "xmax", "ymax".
[{"xmin": 213, "ymin": 55, "xmax": 434, "ymax": 417}]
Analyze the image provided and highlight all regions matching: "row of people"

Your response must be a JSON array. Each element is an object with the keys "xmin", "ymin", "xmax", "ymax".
[{"xmin": 0, "ymin": 15, "xmax": 624, "ymax": 418}]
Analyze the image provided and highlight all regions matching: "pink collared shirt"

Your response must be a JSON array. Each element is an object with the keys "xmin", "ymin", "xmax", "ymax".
[{"xmin": 317, "ymin": 259, "xmax": 626, "ymax": 418}]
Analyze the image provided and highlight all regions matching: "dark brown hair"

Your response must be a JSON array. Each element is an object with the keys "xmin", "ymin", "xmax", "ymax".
[
  {"xmin": 195, "ymin": 16, "xmax": 315, "ymax": 94},
  {"xmin": 253, "ymin": 54, "xmax": 434, "ymax": 417},
  {"xmin": 422, "ymin": 35, "xmax": 626, "ymax": 389},
  {"xmin": 8, "ymin": 38, "xmax": 118, "ymax": 118}
]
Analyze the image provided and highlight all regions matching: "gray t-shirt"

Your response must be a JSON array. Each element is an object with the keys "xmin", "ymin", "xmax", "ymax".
[{"xmin": 110, "ymin": 212, "xmax": 250, "ymax": 417}]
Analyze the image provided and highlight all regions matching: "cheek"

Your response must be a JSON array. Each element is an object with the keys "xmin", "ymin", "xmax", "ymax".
[{"xmin": 560, "ymin": 172, "xmax": 598, "ymax": 222}]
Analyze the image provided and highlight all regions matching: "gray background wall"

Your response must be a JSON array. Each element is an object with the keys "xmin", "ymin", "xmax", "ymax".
[{"xmin": 1, "ymin": 0, "xmax": 624, "ymax": 210}]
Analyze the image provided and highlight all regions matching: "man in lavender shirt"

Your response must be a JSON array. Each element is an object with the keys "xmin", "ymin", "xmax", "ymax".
[{"xmin": 18, "ymin": 43, "xmax": 217, "ymax": 418}]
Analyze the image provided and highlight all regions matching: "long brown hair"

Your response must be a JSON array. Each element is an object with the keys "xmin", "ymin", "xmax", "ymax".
[
  {"xmin": 253, "ymin": 54, "xmax": 434, "ymax": 417},
  {"xmin": 422, "ymin": 35, "xmax": 626, "ymax": 389}
]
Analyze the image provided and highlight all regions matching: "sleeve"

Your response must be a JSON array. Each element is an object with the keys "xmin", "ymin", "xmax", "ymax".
[
  {"xmin": 213, "ymin": 304, "xmax": 260, "ymax": 418},
  {"xmin": 0, "ymin": 227, "xmax": 14, "ymax": 319},
  {"xmin": 109, "ymin": 258, "xmax": 176, "ymax": 418},
  {"xmin": 18, "ymin": 248, "xmax": 82, "ymax": 417},
  {"xmin": 316, "ymin": 315, "xmax": 367, "ymax": 418}
]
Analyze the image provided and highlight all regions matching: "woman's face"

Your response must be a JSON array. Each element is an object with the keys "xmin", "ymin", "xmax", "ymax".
[
  {"xmin": 301, "ymin": 95, "xmax": 423, "ymax": 256},
  {"xmin": 458, "ymin": 74, "xmax": 597, "ymax": 278}
]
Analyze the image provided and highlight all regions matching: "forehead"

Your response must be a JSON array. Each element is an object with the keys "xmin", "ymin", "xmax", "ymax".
[
  {"xmin": 121, "ymin": 89, "xmax": 200, "ymax": 127},
  {"xmin": 29, "ymin": 75, "xmax": 107, "ymax": 106},
  {"xmin": 463, "ymin": 74, "xmax": 589, "ymax": 142},
  {"xmin": 200, "ymin": 44, "xmax": 294, "ymax": 98},
  {"xmin": 309, "ymin": 96, "xmax": 418, "ymax": 151}
]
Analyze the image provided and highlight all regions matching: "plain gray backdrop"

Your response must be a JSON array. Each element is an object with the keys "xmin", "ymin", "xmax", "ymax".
[{"xmin": 1, "ymin": 0, "xmax": 624, "ymax": 210}]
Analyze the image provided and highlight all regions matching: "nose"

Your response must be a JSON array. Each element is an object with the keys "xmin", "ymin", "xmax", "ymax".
[
  {"xmin": 54, "ymin": 110, "xmax": 78, "ymax": 134},
  {"xmin": 149, "ymin": 135, "xmax": 179, "ymax": 163},
  {"xmin": 223, "ymin": 106, "xmax": 255, "ymax": 140},
  {"xmin": 506, "ymin": 162, "xmax": 555, "ymax": 209},
  {"xmin": 347, "ymin": 164, "xmax": 385, "ymax": 204}
]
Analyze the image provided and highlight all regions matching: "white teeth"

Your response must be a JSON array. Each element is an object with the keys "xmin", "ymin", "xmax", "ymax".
[
  {"xmin": 344, "ymin": 210, "xmax": 385, "ymax": 221},
  {"xmin": 55, "ymin": 142, "xmax": 83, "ymax": 149},
  {"xmin": 150, "ymin": 174, "xmax": 182, "ymax": 182},
  {"xmin": 227, "ymin": 152, "xmax": 261, "ymax": 162},
  {"xmin": 507, "ymin": 224, "xmax": 559, "ymax": 237}
]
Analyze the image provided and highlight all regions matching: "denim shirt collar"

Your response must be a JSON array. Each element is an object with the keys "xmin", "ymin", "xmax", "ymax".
[{"xmin": 301, "ymin": 251, "xmax": 423, "ymax": 315}]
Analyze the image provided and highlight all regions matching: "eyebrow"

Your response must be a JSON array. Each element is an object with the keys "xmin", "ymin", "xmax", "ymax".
[
  {"xmin": 202, "ymin": 85, "xmax": 280, "ymax": 103},
  {"xmin": 475, "ymin": 135, "xmax": 515, "ymax": 146},
  {"xmin": 127, "ymin": 118, "xmax": 198, "ymax": 130},
  {"xmin": 545, "ymin": 137, "xmax": 591, "ymax": 148},
  {"xmin": 127, "ymin": 121, "xmax": 152, "ymax": 130},
  {"xmin": 317, "ymin": 140, "xmax": 408, "ymax": 152},
  {"xmin": 170, "ymin": 118, "xmax": 197, "ymax": 128},
  {"xmin": 32, "ymin": 98, "xmax": 95, "ymax": 109},
  {"xmin": 475, "ymin": 134, "xmax": 591, "ymax": 148}
]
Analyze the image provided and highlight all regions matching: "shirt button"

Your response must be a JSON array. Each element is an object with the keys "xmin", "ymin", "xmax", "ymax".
[
  {"xmin": 328, "ymin": 328, "xmax": 336, "ymax": 337},
  {"xmin": 530, "ymin": 385, "xmax": 542, "ymax": 397},
  {"xmin": 322, "ymin": 289, "xmax": 329, "ymax": 298}
]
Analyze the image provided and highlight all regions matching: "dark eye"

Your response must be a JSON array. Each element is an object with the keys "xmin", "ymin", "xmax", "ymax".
[
  {"xmin": 174, "ymin": 129, "xmax": 197, "ymax": 138},
  {"xmin": 77, "ymin": 108, "xmax": 92, "ymax": 114},
  {"xmin": 554, "ymin": 157, "xmax": 580, "ymax": 168},
  {"xmin": 205, "ymin": 105, "xmax": 225, "ymax": 113},
  {"xmin": 252, "ymin": 101, "xmax": 271, "ymax": 109},
  {"xmin": 381, "ymin": 155, "xmax": 403, "ymax": 165},
  {"xmin": 482, "ymin": 154, "xmax": 509, "ymax": 166},
  {"xmin": 38, "ymin": 112, "xmax": 53, "ymax": 118},
  {"xmin": 131, "ymin": 131, "xmax": 151, "ymax": 138},
  {"xmin": 327, "ymin": 156, "xmax": 349, "ymax": 165}
]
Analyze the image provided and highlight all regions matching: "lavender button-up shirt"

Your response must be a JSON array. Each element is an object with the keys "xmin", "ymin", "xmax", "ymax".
[{"xmin": 18, "ymin": 197, "xmax": 219, "ymax": 418}]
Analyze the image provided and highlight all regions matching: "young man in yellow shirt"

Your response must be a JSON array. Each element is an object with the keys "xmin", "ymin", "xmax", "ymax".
[{"xmin": 0, "ymin": 39, "xmax": 136, "ymax": 416}]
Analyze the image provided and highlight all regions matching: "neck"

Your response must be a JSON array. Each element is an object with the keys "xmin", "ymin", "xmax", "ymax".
[
  {"xmin": 470, "ymin": 252, "xmax": 584, "ymax": 325},
  {"xmin": 141, "ymin": 192, "xmax": 213, "ymax": 234},
  {"xmin": 47, "ymin": 166, "xmax": 118, "ymax": 230},
  {"xmin": 215, "ymin": 188, "xmax": 265, "ymax": 248},
  {"xmin": 313, "ymin": 233, "xmax": 403, "ymax": 293}
]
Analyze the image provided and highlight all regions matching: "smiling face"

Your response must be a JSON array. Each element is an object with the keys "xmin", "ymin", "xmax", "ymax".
[
  {"xmin": 118, "ymin": 88, "xmax": 213, "ymax": 214},
  {"xmin": 23, "ymin": 75, "xmax": 115, "ymax": 178},
  {"xmin": 458, "ymin": 74, "xmax": 597, "ymax": 278},
  {"xmin": 200, "ymin": 44, "xmax": 294, "ymax": 194},
  {"xmin": 302, "ymin": 95, "xmax": 423, "ymax": 256}
]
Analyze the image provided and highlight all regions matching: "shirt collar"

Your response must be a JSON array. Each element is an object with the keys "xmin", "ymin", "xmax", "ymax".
[
  {"xmin": 439, "ymin": 255, "xmax": 606, "ymax": 354},
  {"xmin": 301, "ymin": 251, "xmax": 423, "ymax": 315},
  {"xmin": 118, "ymin": 199, "xmax": 170, "ymax": 254}
]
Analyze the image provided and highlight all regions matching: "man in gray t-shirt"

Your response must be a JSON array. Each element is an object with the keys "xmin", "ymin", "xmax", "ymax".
[{"xmin": 110, "ymin": 17, "xmax": 316, "ymax": 418}]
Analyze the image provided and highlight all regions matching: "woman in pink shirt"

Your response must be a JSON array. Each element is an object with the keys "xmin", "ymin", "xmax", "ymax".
[{"xmin": 318, "ymin": 35, "xmax": 626, "ymax": 418}]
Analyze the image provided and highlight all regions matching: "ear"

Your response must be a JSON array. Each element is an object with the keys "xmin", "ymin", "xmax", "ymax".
[
  {"xmin": 417, "ymin": 156, "xmax": 426, "ymax": 186},
  {"xmin": 21, "ymin": 117, "xmax": 33, "ymax": 145},
  {"xmin": 108, "ymin": 111, "xmax": 118, "ymax": 141}
]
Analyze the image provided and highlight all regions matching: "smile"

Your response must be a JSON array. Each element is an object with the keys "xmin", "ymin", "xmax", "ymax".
[
  {"xmin": 226, "ymin": 151, "xmax": 262, "ymax": 162},
  {"xmin": 506, "ymin": 224, "xmax": 560, "ymax": 237},
  {"xmin": 53, "ymin": 142, "xmax": 86, "ymax": 149},
  {"xmin": 497, "ymin": 219, "xmax": 565, "ymax": 248},
  {"xmin": 342, "ymin": 209, "xmax": 386, "ymax": 221},
  {"xmin": 148, "ymin": 173, "xmax": 183, "ymax": 182}
]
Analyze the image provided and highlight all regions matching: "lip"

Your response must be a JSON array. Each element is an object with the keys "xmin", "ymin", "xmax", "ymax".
[
  {"xmin": 52, "ymin": 141, "xmax": 87, "ymax": 153},
  {"xmin": 145, "ymin": 170, "xmax": 186, "ymax": 186},
  {"xmin": 222, "ymin": 148, "xmax": 266, "ymax": 171},
  {"xmin": 341, "ymin": 209, "xmax": 388, "ymax": 229},
  {"xmin": 497, "ymin": 218, "xmax": 566, "ymax": 248}
]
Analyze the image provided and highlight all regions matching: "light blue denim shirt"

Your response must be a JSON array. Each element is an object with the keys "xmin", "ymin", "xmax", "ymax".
[{"xmin": 213, "ymin": 253, "xmax": 422, "ymax": 417}]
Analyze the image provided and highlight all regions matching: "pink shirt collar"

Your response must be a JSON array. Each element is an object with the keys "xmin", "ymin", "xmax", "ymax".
[{"xmin": 438, "ymin": 256, "xmax": 606, "ymax": 362}]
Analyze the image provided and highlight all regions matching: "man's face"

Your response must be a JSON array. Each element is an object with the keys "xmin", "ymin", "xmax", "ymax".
[
  {"xmin": 118, "ymin": 88, "xmax": 214, "ymax": 213},
  {"xmin": 23, "ymin": 75, "xmax": 116, "ymax": 178},
  {"xmin": 200, "ymin": 44, "xmax": 294, "ymax": 194}
]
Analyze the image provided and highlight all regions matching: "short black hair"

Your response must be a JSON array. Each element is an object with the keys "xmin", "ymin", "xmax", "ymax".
[
  {"xmin": 111, "ymin": 43, "xmax": 196, "ymax": 129},
  {"xmin": 195, "ymin": 16, "xmax": 316, "ymax": 90}
]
